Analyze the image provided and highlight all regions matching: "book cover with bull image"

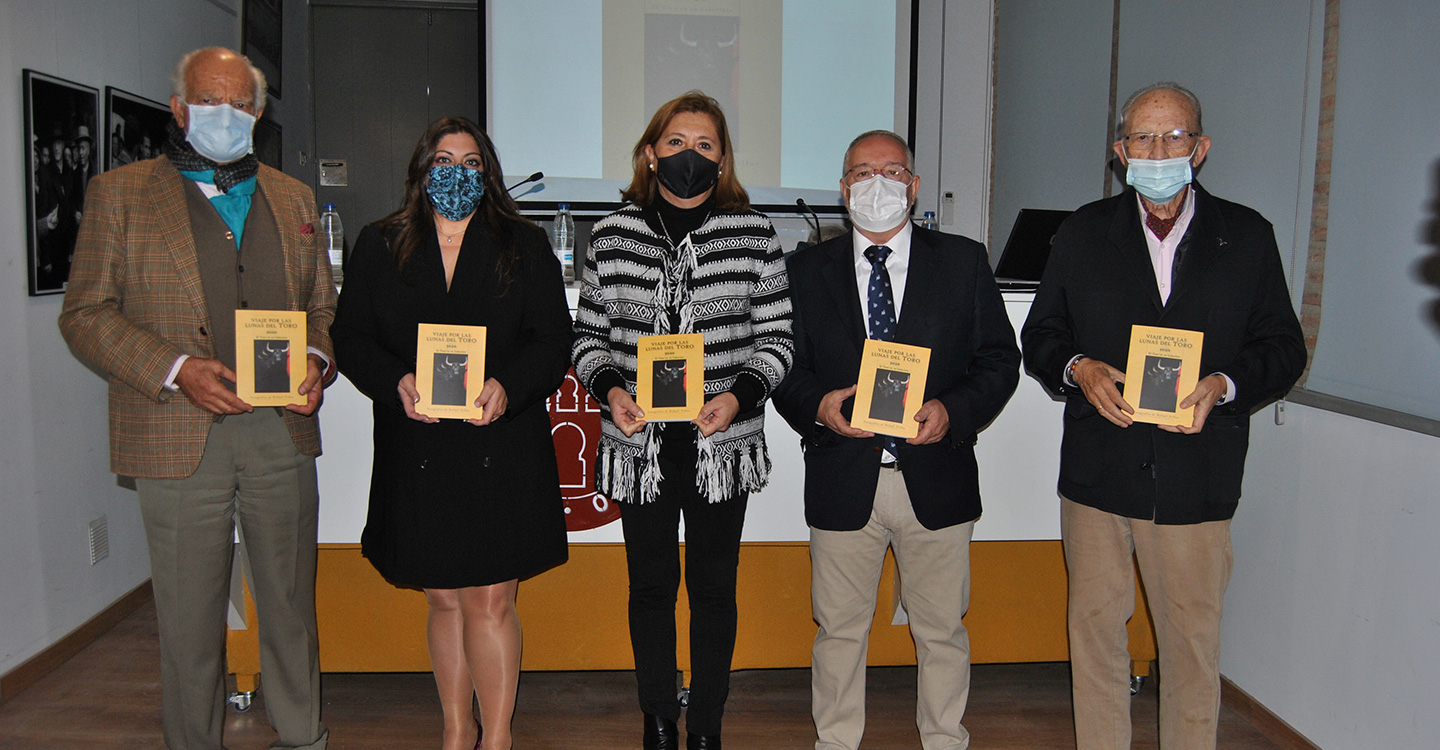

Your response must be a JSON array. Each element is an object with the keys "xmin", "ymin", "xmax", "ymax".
[
  {"xmin": 636, "ymin": 333, "xmax": 704, "ymax": 421},
  {"xmin": 234, "ymin": 310, "xmax": 306, "ymax": 406},
  {"xmin": 851, "ymin": 339, "xmax": 931, "ymax": 439},
  {"xmin": 1122, "ymin": 324, "xmax": 1204, "ymax": 426},
  {"xmin": 415, "ymin": 323, "xmax": 487, "ymax": 419}
]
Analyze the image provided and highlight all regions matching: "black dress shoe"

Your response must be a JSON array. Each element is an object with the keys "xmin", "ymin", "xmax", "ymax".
[
  {"xmin": 643, "ymin": 712, "xmax": 680, "ymax": 750},
  {"xmin": 687, "ymin": 734, "xmax": 720, "ymax": 750}
]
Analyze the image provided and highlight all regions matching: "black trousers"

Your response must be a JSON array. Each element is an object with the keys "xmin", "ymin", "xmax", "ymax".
[{"xmin": 618, "ymin": 427, "xmax": 749, "ymax": 737}]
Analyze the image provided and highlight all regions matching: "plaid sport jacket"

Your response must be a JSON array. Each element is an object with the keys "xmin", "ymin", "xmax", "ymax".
[{"xmin": 59, "ymin": 156, "xmax": 337, "ymax": 478}]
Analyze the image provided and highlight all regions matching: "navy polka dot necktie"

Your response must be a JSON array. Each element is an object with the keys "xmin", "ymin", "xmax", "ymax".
[
  {"xmin": 864, "ymin": 245, "xmax": 897, "ymax": 342},
  {"xmin": 864, "ymin": 245, "xmax": 901, "ymax": 459}
]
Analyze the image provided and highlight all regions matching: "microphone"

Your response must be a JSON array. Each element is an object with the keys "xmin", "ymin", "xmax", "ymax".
[
  {"xmin": 793, "ymin": 198, "xmax": 823, "ymax": 253},
  {"xmin": 507, "ymin": 172, "xmax": 544, "ymax": 193},
  {"xmin": 796, "ymin": 198, "xmax": 821, "ymax": 238}
]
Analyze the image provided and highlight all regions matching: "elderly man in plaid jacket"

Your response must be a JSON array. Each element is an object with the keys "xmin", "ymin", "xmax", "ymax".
[{"xmin": 59, "ymin": 47, "xmax": 334, "ymax": 750}]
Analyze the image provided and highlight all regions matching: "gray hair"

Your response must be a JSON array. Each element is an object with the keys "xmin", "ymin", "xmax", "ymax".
[
  {"xmin": 1117, "ymin": 82, "xmax": 1202, "ymax": 136},
  {"xmin": 842, "ymin": 129, "xmax": 915, "ymax": 174},
  {"xmin": 171, "ymin": 47, "xmax": 268, "ymax": 112}
]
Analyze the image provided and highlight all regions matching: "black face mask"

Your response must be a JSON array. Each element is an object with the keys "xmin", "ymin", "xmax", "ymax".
[{"xmin": 655, "ymin": 148, "xmax": 720, "ymax": 200}]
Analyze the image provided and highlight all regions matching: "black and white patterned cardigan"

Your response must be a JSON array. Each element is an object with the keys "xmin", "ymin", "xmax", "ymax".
[{"xmin": 571, "ymin": 204, "xmax": 794, "ymax": 504}]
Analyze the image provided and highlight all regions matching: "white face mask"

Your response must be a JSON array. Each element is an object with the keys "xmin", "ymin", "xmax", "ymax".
[{"xmin": 846, "ymin": 174, "xmax": 912, "ymax": 232}]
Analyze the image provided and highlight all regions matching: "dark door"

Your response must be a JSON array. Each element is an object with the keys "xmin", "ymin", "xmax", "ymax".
[{"xmin": 311, "ymin": 3, "xmax": 479, "ymax": 234}]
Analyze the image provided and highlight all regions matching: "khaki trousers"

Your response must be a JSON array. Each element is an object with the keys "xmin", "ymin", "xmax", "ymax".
[
  {"xmin": 136, "ymin": 409, "xmax": 326, "ymax": 750},
  {"xmin": 1061, "ymin": 498, "xmax": 1232, "ymax": 750},
  {"xmin": 810, "ymin": 469, "xmax": 974, "ymax": 750}
]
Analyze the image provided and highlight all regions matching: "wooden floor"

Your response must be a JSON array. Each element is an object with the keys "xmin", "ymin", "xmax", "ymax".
[{"xmin": 0, "ymin": 600, "xmax": 1283, "ymax": 749}]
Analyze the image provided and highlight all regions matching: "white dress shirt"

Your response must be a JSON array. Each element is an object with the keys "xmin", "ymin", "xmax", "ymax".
[
  {"xmin": 852, "ymin": 220, "xmax": 913, "ymax": 333},
  {"xmin": 1139, "ymin": 190, "xmax": 1195, "ymax": 305},
  {"xmin": 852, "ymin": 221, "xmax": 914, "ymax": 462}
]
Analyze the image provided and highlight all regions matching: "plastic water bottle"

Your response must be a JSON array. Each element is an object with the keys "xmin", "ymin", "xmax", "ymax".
[
  {"xmin": 921, "ymin": 210, "xmax": 938, "ymax": 231},
  {"xmin": 320, "ymin": 203, "xmax": 344, "ymax": 288},
  {"xmin": 553, "ymin": 203, "xmax": 575, "ymax": 284}
]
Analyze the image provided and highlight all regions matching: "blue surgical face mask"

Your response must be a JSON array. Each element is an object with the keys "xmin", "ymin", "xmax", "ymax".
[
  {"xmin": 185, "ymin": 103, "xmax": 256, "ymax": 164},
  {"xmin": 1125, "ymin": 147, "xmax": 1196, "ymax": 203},
  {"xmin": 427, "ymin": 165, "xmax": 485, "ymax": 221}
]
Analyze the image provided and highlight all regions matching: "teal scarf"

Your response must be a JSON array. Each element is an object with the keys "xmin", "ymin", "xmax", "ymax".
[{"xmin": 179, "ymin": 169, "xmax": 256, "ymax": 248}]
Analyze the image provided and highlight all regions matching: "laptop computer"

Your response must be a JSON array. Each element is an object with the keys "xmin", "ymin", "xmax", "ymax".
[{"xmin": 994, "ymin": 208, "xmax": 1072, "ymax": 291}]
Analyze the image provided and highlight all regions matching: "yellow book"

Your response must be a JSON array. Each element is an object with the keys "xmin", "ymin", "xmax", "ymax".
[
  {"xmin": 414, "ymin": 323, "xmax": 487, "ymax": 420},
  {"xmin": 1122, "ymin": 324, "xmax": 1205, "ymax": 426},
  {"xmin": 235, "ymin": 310, "xmax": 307, "ymax": 407},
  {"xmin": 636, "ymin": 333, "xmax": 705, "ymax": 422},
  {"xmin": 851, "ymin": 339, "xmax": 931, "ymax": 439}
]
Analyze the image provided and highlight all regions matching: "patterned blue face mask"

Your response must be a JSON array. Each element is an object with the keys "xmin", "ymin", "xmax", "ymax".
[{"xmin": 426, "ymin": 164, "xmax": 485, "ymax": 221}]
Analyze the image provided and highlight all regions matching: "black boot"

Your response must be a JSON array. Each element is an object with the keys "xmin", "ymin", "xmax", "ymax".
[
  {"xmin": 687, "ymin": 733, "xmax": 720, "ymax": 750},
  {"xmin": 643, "ymin": 713, "xmax": 680, "ymax": 750}
]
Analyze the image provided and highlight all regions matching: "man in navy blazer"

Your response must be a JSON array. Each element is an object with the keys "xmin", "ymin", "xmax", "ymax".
[
  {"xmin": 773, "ymin": 130, "xmax": 1019, "ymax": 750},
  {"xmin": 1021, "ymin": 84, "xmax": 1305, "ymax": 750}
]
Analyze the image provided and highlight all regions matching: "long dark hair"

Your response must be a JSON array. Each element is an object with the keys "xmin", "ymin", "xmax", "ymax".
[
  {"xmin": 620, "ymin": 91, "xmax": 749, "ymax": 211},
  {"xmin": 379, "ymin": 116, "xmax": 535, "ymax": 287}
]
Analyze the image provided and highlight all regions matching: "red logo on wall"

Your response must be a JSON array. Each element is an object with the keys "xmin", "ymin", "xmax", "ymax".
[{"xmin": 547, "ymin": 369, "xmax": 620, "ymax": 531}]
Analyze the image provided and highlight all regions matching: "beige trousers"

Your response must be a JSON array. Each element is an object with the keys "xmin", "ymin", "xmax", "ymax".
[
  {"xmin": 1061, "ymin": 498, "xmax": 1232, "ymax": 750},
  {"xmin": 810, "ymin": 469, "xmax": 975, "ymax": 750},
  {"xmin": 137, "ymin": 409, "xmax": 326, "ymax": 750}
]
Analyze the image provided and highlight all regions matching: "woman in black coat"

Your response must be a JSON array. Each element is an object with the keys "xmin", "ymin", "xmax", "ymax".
[{"xmin": 331, "ymin": 117, "xmax": 572, "ymax": 750}]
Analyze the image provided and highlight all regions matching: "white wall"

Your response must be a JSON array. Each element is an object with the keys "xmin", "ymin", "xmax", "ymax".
[
  {"xmin": 0, "ymin": 0, "xmax": 240, "ymax": 678},
  {"xmin": 912, "ymin": 0, "xmax": 994, "ymax": 244},
  {"xmin": 1299, "ymin": 0, "xmax": 1440, "ymax": 420},
  {"xmin": 1225, "ymin": 405, "xmax": 1440, "ymax": 747},
  {"xmin": 990, "ymin": 0, "xmax": 1114, "ymax": 254},
  {"xmin": 1114, "ymin": 0, "xmax": 1320, "ymax": 286}
]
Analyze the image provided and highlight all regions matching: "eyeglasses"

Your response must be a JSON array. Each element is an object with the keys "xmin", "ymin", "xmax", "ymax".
[
  {"xmin": 1121, "ymin": 129, "xmax": 1200, "ymax": 154},
  {"xmin": 843, "ymin": 163, "xmax": 913, "ymax": 185}
]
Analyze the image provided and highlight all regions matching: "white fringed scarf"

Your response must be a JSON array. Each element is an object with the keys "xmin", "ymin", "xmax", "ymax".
[{"xmin": 574, "ymin": 207, "xmax": 793, "ymax": 505}]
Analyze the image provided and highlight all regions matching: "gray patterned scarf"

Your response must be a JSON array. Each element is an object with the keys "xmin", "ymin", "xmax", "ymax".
[{"xmin": 163, "ymin": 120, "xmax": 259, "ymax": 193}]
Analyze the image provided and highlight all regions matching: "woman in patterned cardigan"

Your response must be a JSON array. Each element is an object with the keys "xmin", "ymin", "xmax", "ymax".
[{"xmin": 571, "ymin": 91, "xmax": 793, "ymax": 750}]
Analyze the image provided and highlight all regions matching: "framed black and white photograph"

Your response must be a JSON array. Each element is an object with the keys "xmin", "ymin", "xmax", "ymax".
[
  {"xmin": 104, "ymin": 87, "xmax": 172, "ymax": 171},
  {"xmin": 255, "ymin": 114, "xmax": 282, "ymax": 170},
  {"xmin": 24, "ymin": 69, "xmax": 99, "ymax": 296},
  {"xmin": 243, "ymin": 0, "xmax": 283, "ymax": 99}
]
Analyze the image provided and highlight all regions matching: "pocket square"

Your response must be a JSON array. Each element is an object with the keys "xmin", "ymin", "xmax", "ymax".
[{"xmin": 300, "ymin": 222, "xmax": 314, "ymax": 235}]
